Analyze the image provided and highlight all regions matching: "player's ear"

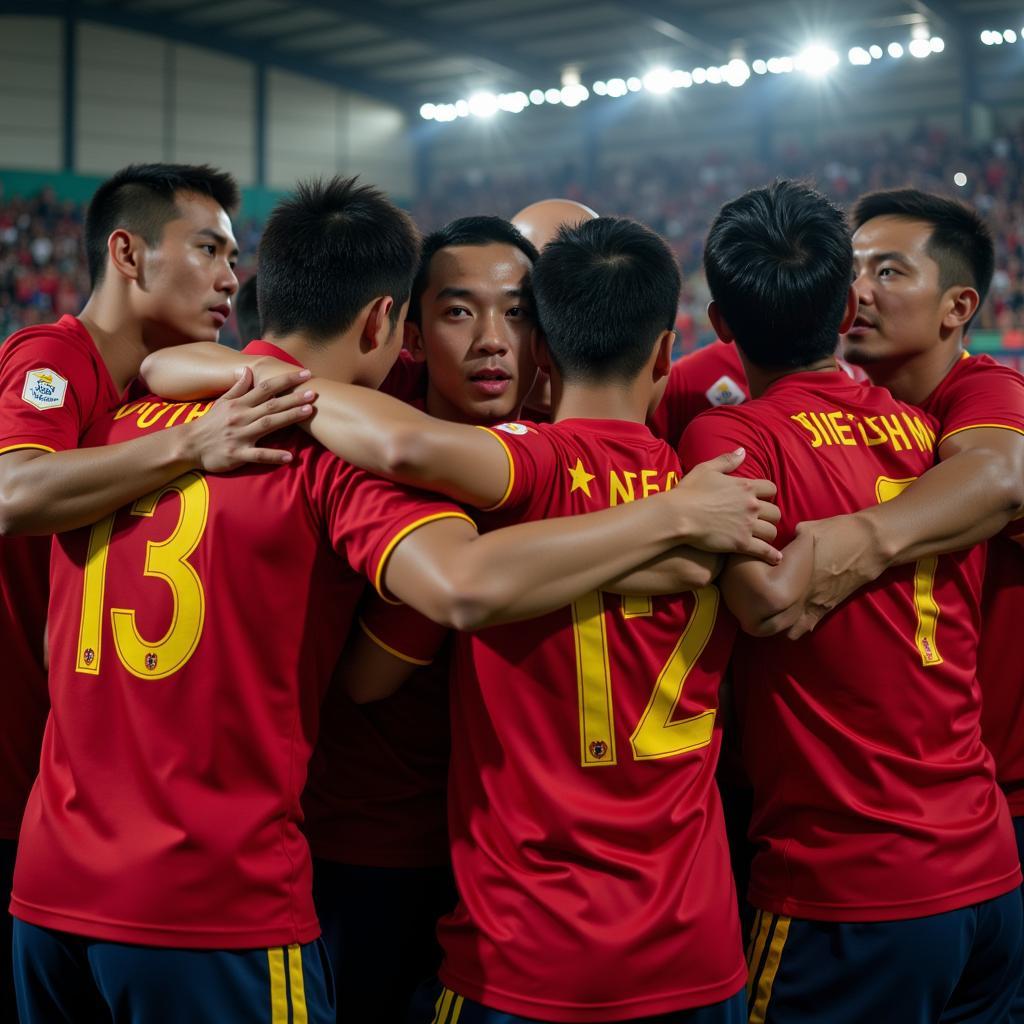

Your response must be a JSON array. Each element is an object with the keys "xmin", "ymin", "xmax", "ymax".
[
  {"xmin": 839, "ymin": 285, "xmax": 859, "ymax": 335},
  {"xmin": 108, "ymin": 229, "xmax": 143, "ymax": 284},
  {"xmin": 405, "ymin": 320, "xmax": 427, "ymax": 363},
  {"xmin": 653, "ymin": 330, "xmax": 674, "ymax": 382},
  {"xmin": 531, "ymin": 331, "xmax": 552, "ymax": 374},
  {"xmin": 361, "ymin": 295, "xmax": 395, "ymax": 352},
  {"xmin": 942, "ymin": 285, "xmax": 980, "ymax": 333},
  {"xmin": 707, "ymin": 302, "xmax": 734, "ymax": 343}
]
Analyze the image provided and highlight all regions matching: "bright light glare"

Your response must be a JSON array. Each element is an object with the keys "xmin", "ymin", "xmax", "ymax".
[
  {"xmin": 724, "ymin": 58, "xmax": 750, "ymax": 86},
  {"xmin": 626, "ymin": 76, "xmax": 642, "ymax": 91},
  {"xmin": 593, "ymin": 80, "xmax": 607, "ymax": 95},
  {"xmin": 544, "ymin": 87, "xmax": 561, "ymax": 104},
  {"xmin": 869, "ymin": 44, "xmax": 883, "ymax": 58},
  {"xmin": 468, "ymin": 92, "xmax": 498, "ymax": 117},
  {"xmin": 954, "ymin": 172, "xmax": 967, "ymax": 187},
  {"xmin": 561, "ymin": 83, "xmax": 588, "ymax": 107},
  {"xmin": 606, "ymin": 78, "xmax": 627, "ymax": 97},
  {"xmin": 930, "ymin": 36, "xmax": 944, "ymax": 52},
  {"xmin": 908, "ymin": 38, "xmax": 931, "ymax": 58},
  {"xmin": 752, "ymin": 58, "xmax": 768, "ymax": 74},
  {"xmin": 848, "ymin": 46, "xmax": 871, "ymax": 65},
  {"xmin": 419, "ymin": 103, "xmax": 436, "ymax": 120},
  {"xmin": 529, "ymin": 88, "xmax": 545, "ymax": 104},
  {"xmin": 706, "ymin": 65, "xmax": 723, "ymax": 84},
  {"xmin": 692, "ymin": 67, "xmax": 708, "ymax": 83},
  {"xmin": 672, "ymin": 69, "xmax": 692, "ymax": 88},
  {"xmin": 796, "ymin": 44, "xmax": 839, "ymax": 75},
  {"xmin": 1005, "ymin": 29, "xmax": 1018, "ymax": 43},
  {"xmin": 643, "ymin": 67, "xmax": 674, "ymax": 93},
  {"xmin": 888, "ymin": 42, "xmax": 904, "ymax": 58},
  {"xmin": 455, "ymin": 99, "xmax": 469, "ymax": 117}
]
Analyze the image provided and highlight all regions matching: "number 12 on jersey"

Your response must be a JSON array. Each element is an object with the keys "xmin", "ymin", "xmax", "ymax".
[{"xmin": 572, "ymin": 586, "xmax": 719, "ymax": 767}]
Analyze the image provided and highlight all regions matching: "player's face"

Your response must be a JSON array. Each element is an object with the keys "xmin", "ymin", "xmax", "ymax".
[
  {"xmin": 136, "ymin": 193, "xmax": 239, "ymax": 348},
  {"xmin": 415, "ymin": 244, "xmax": 537, "ymax": 424},
  {"xmin": 844, "ymin": 216, "xmax": 947, "ymax": 366}
]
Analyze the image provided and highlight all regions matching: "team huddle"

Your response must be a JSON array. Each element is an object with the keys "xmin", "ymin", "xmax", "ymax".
[{"xmin": 0, "ymin": 163, "xmax": 1022, "ymax": 1024}]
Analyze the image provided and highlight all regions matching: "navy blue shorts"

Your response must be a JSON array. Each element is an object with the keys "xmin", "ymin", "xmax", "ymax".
[
  {"xmin": 12, "ymin": 918, "xmax": 335, "ymax": 1023},
  {"xmin": 313, "ymin": 857, "xmax": 457, "ymax": 1023},
  {"xmin": 746, "ymin": 889, "xmax": 1023, "ymax": 1024},
  {"xmin": 0, "ymin": 838, "xmax": 16, "ymax": 1024},
  {"xmin": 415, "ymin": 981, "xmax": 746, "ymax": 1023},
  {"xmin": 1010, "ymin": 816, "xmax": 1024, "ymax": 1022}
]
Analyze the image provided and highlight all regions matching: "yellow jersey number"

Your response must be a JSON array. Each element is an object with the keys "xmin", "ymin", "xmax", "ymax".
[
  {"xmin": 76, "ymin": 471, "xmax": 209, "ymax": 680},
  {"xmin": 572, "ymin": 586, "xmax": 719, "ymax": 767},
  {"xmin": 875, "ymin": 476, "xmax": 943, "ymax": 667}
]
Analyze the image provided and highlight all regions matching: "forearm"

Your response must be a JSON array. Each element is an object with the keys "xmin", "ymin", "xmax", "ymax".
[
  {"xmin": 0, "ymin": 431, "xmax": 198, "ymax": 535},
  {"xmin": 858, "ymin": 446, "xmax": 1024, "ymax": 570},
  {"xmin": 721, "ymin": 532, "xmax": 814, "ymax": 636},
  {"xmin": 141, "ymin": 342, "xmax": 246, "ymax": 400},
  {"xmin": 603, "ymin": 546, "xmax": 721, "ymax": 596}
]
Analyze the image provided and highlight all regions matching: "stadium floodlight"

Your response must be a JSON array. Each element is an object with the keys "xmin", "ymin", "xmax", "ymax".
[
  {"xmin": 869, "ymin": 44, "xmax": 883, "ymax": 58},
  {"xmin": 706, "ymin": 65, "xmax": 723, "ymax": 84},
  {"xmin": 593, "ymin": 80, "xmax": 608, "ymax": 95},
  {"xmin": 545, "ymin": 87, "xmax": 562, "ymax": 104},
  {"xmin": 888, "ymin": 42, "xmax": 904, "ymax": 58},
  {"xmin": 724, "ymin": 59, "xmax": 750, "ymax": 87},
  {"xmin": 908, "ymin": 38, "xmax": 931, "ymax": 58},
  {"xmin": 954, "ymin": 172, "xmax": 967, "ymax": 187},
  {"xmin": 643, "ymin": 67, "xmax": 675, "ymax": 93},
  {"xmin": 779, "ymin": 56, "xmax": 795, "ymax": 73},
  {"xmin": 797, "ymin": 44, "xmax": 839, "ymax": 75},
  {"xmin": 848, "ymin": 47, "xmax": 871, "ymax": 65},
  {"xmin": 455, "ymin": 99, "xmax": 470, "ymax": 117},
  {"xmin": 468, "ymin": 92, "xmax": 499, "ymax": 117},
  {"xmin": 420, "ymin": 103, "xmax": 436, "ymax": 120},
  {"xmin": 529, "ymin": 89, "xmax": 545, "ymax": 104},
  {"xmin": 930, "ymin": 37, "xmax": 944, "ymax": 52},
  {"xmin": 627, "ymin": 76, "xmax": 642, "ymax": 92},
  {"xmin": 561, "ymin": 83, "xmax": 589, "ymax": 107},
  {"xmin": 752, "ymin": 59, "xmax": 768, "ymax": 74},
  {"xmin": 606, "ymin": 78, "xmax": 628, "ymax": 97},
  {"xmin": 672, "ymin": 69, "xmax": 693, "ymax": 88},
  {"xmin": 692, "ymin": 67, "xmax": 708, "ymax": 83},
  {"xmin": 1005, "ymin": 29, "xmax": 1018, "ymax": 43}
]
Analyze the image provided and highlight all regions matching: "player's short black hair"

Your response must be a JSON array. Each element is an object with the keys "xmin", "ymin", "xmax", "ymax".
[
  {"xmin": 704, "ymin": 180, "xmax": 852, "ymax": 370},
  {"xmin": 530, "ymin": 217, "xmax": 680, "ymax": 383},
  {"xmin": 408, "ymin": 216, "xmax": 539, "ymax": 324},
  {"xmin": 234, "ymin": 275, "xmax": 260, "ymax": 347},
  {"xmin": 258, "ymin": 177, "xmax": 419, "ymax": 343},
  {"xmin": 852, "ymin": 188, "xmax": 995, "ymax": 307},
  {"xmin": 85, "ymin": 163, "xmax": 240, "ymax": 288}
]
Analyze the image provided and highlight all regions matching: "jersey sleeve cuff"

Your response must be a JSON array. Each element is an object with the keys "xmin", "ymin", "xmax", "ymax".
[
  {"xmin": 373, "ymin": 510, "xmax": 477, "ymax": 603},
  {"xmin": 0, "ymin": 442, "xmax": 57, "ymax": 456},
  {"xmin": 475, "ymin": 427, "xmax": 516, "ymax": 511},
  {"xmin": 938, "ymin": 423, "xmax": 1024, "ymax": 445},
  {"xmin": 358, "ymin": 618, "xmax": 434, "ymax": 666}
]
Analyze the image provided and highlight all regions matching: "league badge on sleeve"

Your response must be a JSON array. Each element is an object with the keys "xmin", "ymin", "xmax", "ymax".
[
  {"xmin": 22, "ymin": 368, "xmax": 69, "ymax": 411},
  {"xmin": 705, "ymin": 375, "xmax": 746, "ymax": 407},
  {"xmin": 495, "ymin": 422, "xmax": 532, "ymax": 435}
]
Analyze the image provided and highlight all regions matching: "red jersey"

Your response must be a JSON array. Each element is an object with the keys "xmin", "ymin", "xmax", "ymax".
[
  {"xmin": 437, "ymin": 418, "xmax": 745, "ymax": 1021},
  {"xmin": 681, "ymin": 370, "xmax": 1020, "ymax": 922},
  {"xmin": 303, "ymin": 592, "xmax": 452, "ymax": 867},
  {"xmin": 649, "ymin": 341, "xmax": 867, "ymax": 450},
  {"xmin": 380, "ymin": 348, "xmax": 427, "ymax": 404},
  {"xmin": 0, "ymin": 316, "xmax": 123, "ymax": 839},
  {"xmin": 11, "ymin": 340, "xmax": 471, "ymax": 949},
  {"xmin": 920, "ymin": 352, "xmax": 1024, "ymax": 815}
]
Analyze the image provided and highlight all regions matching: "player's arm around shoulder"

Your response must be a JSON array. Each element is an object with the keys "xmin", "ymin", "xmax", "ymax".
[{"xmin": 301, "ymin": 377, "xmax": 512, "ymax": 509}]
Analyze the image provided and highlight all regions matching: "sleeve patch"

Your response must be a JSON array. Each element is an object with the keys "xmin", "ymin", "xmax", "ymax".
[
  {"xmin": 704, "ymin": 375, "xmax": 746, "ymax": 407},
  {"xmin": 494, "ymin": 422, "xmax": 532, "ymax": 435},
  {"xmin": 21, "ymin": 368, "xmax": 69, "ymax": 411}
]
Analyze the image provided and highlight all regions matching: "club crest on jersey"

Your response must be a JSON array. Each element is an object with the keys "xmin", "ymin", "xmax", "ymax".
[
  {"xmin": 82, "ymin": 648, "xmax": 95, "ymax": 666},
  {"xmin": 145, "ymin": 653, "xmax": 158, "ymax": 672},
  {"xmin": 495, "ymin": 422, "xmax": 530, "ymax": 436},
  {"xmin": 705, "ymin": 375, "xmax": 745, "ymax": 408},
  {"xmin": 589, "ymin": 740, "xmax": 609, "ymax": 760},
  {"xmin": 22, "ymin": 368, "xmax": 68, "ymax": 411}
]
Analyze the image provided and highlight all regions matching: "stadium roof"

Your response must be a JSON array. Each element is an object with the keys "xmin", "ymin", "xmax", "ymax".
[{"xmin": 15, "ymin": 0, "xmax": 1021, "ymax": 111}]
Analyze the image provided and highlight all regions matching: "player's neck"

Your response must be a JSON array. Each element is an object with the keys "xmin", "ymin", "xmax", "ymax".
[
  {"xmin": 78, "ymin": 291, "xmax": 149, "ymax": 393},
  {"xmin": 862, "ymin": 339, "xmax": 964, "ymax": 406},
  {"xmin": 740, "ymin": 353, "xmax": 838, "ymax": 399},
  {"xmin": 550, "ymin": 378, "xmax": 649, "ymax": 424},
  {"xmin": 262, "ymin": 331, "xmax": 364, "ymax": 384}
]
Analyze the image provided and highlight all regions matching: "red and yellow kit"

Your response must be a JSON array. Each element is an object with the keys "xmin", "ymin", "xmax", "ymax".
[
  {"xmin": 921, "ymin": 352, "xmax": 1024, "ymax": 816},
  {"xmin": 0, "ymin": 316, "xmax": 125, "ymax": 839},
  {"xmin": 303, "ymin": 592, "xmax": 451, "ymax": 868},
  {"xmin": 437, "ymin": 418, "xmax": 745, "ymax": 1022},
  {"xmin": 10, "ymin": 340, "xmax": 470, "ymax": 949},
  {"xmin": 681, "ymin": 369, "xmax": 1020, "ymax": 922}
]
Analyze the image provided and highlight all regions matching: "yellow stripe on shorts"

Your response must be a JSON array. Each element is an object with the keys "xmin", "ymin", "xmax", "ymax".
[
  {"xmin": 749, "ymin": 914, "xmax": 791, "ymax": 1024},
  {"xmin": 268, "ymin": 948, "xmax": 288, "ymax": 1024},
  {"xmin": 288, "ymin": 944, "xmax": 308, "ymax": 1024},
  {"xmin": 431, "ymin": 986, "xmax": 465, "ymax": 1024}
]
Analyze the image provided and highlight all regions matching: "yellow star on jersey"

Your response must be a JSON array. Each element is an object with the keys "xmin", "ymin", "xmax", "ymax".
[{"xmin": 568, "ymin": 458, "xmax": 595, "ymax": 497}]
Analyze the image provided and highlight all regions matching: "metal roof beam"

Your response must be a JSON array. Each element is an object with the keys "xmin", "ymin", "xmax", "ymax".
[{"xmin": 611, "ymin": 0, "xmax": 729, "ymax": 60}]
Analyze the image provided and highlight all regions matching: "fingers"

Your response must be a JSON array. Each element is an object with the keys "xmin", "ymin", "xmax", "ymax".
[
  {"xmin": 787, "ymin": 610, "xmax": 824, "ymax": 640},
  {"xmin": 699, "ymin": 448, "xmax": 746, "ymax": 475},
  {"xmin": 243, "ymin": 404, "xmax": 315, "ymax": 440},
  {"xmin": 235, "ymin": 446, "xmax": 296, "ymax": 466},
  {"xmin": 757, "ymin": 500, "xmax": 781, "ymax": 524},
  {"xmin": 738, "ymin": 538, "xmax": 783, "ymax": 566},
  {"xmin": 749, "ymin": 478, "xmax": 778, "ymax": 500},
  {"xmin": 752, "ymin": 519, "xmax": 778, "ymax": 544},
  {"xmin": 222, "ymin": 366, "xmax": 254, "ymax": 398},
  {"xmin": 239, "ymin": 368, "xmax": 312, "ymax": 405}
]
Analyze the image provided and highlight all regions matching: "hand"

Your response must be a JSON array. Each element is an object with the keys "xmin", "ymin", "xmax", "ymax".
[
  {"xmin": 181, "ymin": 367, "xmax": 316, "ymax": 473},
  {"xmin": 785, "ymin": 513, "xmax": 886, "ymax": 638},
  {"xmin": 675, "ymin": 449, "xmax": 782, "ymax": 563}
]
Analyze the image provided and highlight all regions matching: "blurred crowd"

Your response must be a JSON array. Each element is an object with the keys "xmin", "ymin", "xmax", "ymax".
[{"xmin": 3, "ymin": 120, "xmax": 1024, "ymax": 348}]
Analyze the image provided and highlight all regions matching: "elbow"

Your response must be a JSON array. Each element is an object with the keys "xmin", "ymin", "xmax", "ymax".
[
  {"xmin": 379, "ymin": 426, "xmax": 431, "ymax": 480},
  {"xmin": 0, "ymin": 487, "xmax": 28, "ymax": 537},
  {"xmin": 429, "ymin": 565, "xmax": 501, "ymax": 632},
  {"xmin": 685, "ymin": 557, "xmax": 721, "ymax": 591}
]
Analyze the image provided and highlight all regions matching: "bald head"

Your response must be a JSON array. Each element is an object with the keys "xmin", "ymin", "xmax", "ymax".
[{"xmin": 512, "ymin": 198, "xmax": 598, "ymax": 249}]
